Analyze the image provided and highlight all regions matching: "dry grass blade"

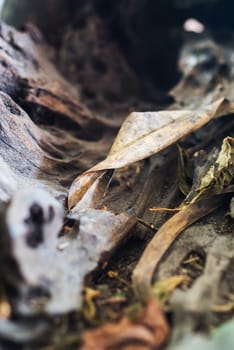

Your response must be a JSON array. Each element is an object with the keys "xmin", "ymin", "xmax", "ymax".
[{"xmin": 132, "ymin": 194, "xmax": 230, "ymax": 300}]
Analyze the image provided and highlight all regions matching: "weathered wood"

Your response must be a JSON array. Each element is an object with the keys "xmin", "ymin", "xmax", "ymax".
[
  {"xmin": 0, "ymin": 22, "xmax": 136, "ymax": 319},
  {"xmin": 0, "ymin": 22, "xmax": 121, "ymax": 202},
  {"xmin": 1, "ymin": 187, "xmax": 135, "ymax": 315}
]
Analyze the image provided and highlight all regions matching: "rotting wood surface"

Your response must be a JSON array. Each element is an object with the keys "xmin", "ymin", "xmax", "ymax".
[{"xmin": 0, "ymin": 6, "xmax": 233, "ymax": 349}]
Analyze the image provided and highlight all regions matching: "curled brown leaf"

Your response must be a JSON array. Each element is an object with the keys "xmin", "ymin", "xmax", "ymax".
[
  {"xmin": 68, "ymin": 98, "xmax": 234, "ymax": 210},
  {"xmin": 81, "ymin": 298, "xmax": 169, "ymax": 350}
]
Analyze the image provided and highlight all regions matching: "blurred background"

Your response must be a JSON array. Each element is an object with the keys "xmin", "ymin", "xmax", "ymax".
[{"xmin": 1, "ymin": 0, "xmax": 234, "ymax": 98}]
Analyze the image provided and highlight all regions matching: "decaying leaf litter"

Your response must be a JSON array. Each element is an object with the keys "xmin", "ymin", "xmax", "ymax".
[{"xmin": 0, "ymin": 2, "xmax": 233, "ymax": 350}]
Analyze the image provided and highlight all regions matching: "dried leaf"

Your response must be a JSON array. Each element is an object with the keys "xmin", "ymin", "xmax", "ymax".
[
  {"xmin": 187, "ymin": 136, "xmax": 234, "ymax": 203},
  {"xmin": 0, "ymin": 289, "xmax": 11, "ymax": 320},
  {"xmin": 83, "ymin": 288, "xmax": 100, "ymax": 323},
  {"xmin": 68, "ymin": 98, "xmax": 234, "ymax": 209},
  {"xmin": 152, "ymin": 275, "xmax": 189, "ymax": 305},
  {"xmin": 211, "ymin": 303, "xmax": 234, "ymax": 313},
  {"xmin": 132, "ymin": 194, "xmax": 230, "ymax": 300},
  {"xmin": 85, "ymin": 98, "xmax": 233, "ymax": 173},
  {"xmin": 68, "ymin": 170, "xmax": 113, "ymax": 211},
  {"xmin": 133, "ymin": 135, "xmax": 234, "ymax": 299},
  {"xmin": 81, "ymin": 298, "xmax": 169, "ymax": 350}
]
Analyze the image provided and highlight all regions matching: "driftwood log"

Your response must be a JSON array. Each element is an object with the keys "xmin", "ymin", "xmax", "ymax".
[
  {"xmin": 0, "ymin": 17, "xmax": 181, "ymax": 346},
  {"xmin": 0, "ymin": 21, "xmax": 138, "ymax": 320},
  {"xmin": 0, "ymin": 1, "xmax": 234, "ymax": 349}
]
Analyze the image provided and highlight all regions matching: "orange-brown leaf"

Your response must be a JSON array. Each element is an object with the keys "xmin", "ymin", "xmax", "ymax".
[{"xmin": 81, "ymin": 298, "xmax": 169, "ymax": 350}]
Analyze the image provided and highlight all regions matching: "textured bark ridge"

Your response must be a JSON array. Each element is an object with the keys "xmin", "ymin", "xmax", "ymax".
[
  {"xmin": 1, "ymin": 20, "xmax": 130, "ymax": 198},
  {"xmin": 0, "ymin": 22, "xmax": 137, "ymax": 318}
]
